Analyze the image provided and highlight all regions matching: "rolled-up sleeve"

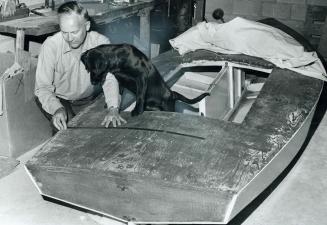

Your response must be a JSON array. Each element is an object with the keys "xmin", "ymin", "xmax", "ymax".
[
  {"xmin": 102, "ymin": 72, "xmax": 120, "ymax": 109},
  {"xmin": 34, "ymin": 39, "xmax": 63, "ymax": 115},
  {"xmin": 95, "ymin": 34, "xmax": 121, "ymax": 109}
]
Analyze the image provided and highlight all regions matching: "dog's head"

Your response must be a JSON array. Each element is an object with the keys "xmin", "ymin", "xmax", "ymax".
[{"xmin": 81, "ymin": 48, "xmax": 108, "ymax": 85}]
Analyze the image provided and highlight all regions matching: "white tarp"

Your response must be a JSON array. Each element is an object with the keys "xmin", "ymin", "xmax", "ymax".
[{"xmin": 169, "ymin": 17, "xmax": 327, "ymax": 81}]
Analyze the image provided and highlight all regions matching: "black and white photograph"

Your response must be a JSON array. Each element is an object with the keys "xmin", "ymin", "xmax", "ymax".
[{"xmin": 0, "ymin": 0, "xmax": 326, "ymax": 224}]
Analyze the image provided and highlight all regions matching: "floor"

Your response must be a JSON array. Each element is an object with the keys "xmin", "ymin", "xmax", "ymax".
[
  {"xmin": 0, "ymin": 142, "xmax": 125, "ymax": 225},
  {"xmin": 0, "ymin": 93, "xmax": 327, "ymax": 225}
]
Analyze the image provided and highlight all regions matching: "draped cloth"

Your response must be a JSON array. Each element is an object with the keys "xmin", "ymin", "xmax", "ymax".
[{"xmin": 169, "ymin": 17, "xmax": 326, "ymax": 81}]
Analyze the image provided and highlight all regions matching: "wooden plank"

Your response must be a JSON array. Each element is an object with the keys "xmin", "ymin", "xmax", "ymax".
[
  {"xmin": 138, "ymin": 7, "xmax": 151, "ymax": 57},
  {"xmin": 318, "ymin": 17, "xmax": 327, "ymax": 60},
  {"xmin": 0, "ymin": 51, "xmax": 52, "ymax": 157},
  {"xmin": 0, "ymin": 15, "xmax": 59, "ymax": 36}
]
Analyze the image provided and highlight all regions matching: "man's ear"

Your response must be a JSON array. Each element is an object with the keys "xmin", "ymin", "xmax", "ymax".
[{"xmin": 85, "ymin": 21, "xmax": 91, "ymax": 31}]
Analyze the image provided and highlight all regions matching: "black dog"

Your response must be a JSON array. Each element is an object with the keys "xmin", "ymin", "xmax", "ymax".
[{"xmin": 81, "ymin": 44, "xmax": 209, "ymax": 116}]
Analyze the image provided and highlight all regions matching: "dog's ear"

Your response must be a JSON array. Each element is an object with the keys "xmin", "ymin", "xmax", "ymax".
[
  {"xmin": 92, "ymin": 49, "xmax": 108, "ymax": 73},
  {"xmin": 81, "ymin": 51, "xmax": 89, "ymax": 72},
  {"xmin": 84, "ymin": 49, "xmax": 109, "ymax": 85},
  {"xmin": 81, "ymin": 49, "xmax": 107, "ymax": 73}
]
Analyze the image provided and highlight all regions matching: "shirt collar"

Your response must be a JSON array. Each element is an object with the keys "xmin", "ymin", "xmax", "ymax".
[
  {"xmin": 62, "ymin": 33, "xmax": 89, "ymax": 54},
  {"xmin": 63, "ymin": 40, "xmax": 72, "ymax": 54}
]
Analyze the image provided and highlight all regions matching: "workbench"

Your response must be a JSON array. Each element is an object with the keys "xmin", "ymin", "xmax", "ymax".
[{"xmin": 0, "ymin": 1, "xmax": 155, "ymax": 56}]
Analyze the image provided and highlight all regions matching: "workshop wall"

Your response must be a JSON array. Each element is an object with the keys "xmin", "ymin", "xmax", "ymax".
[
  {"xmin": 0, "ymin": 0, "xmax": 43, "ymax": 55},
  {"xmin": 1, "ymin": 0, "xmax": 326, "ymax": 58},
  {"xmin": 20, "ymin": 0, "xmax": 44, "ymax": 6},
  {"xmin": 205, "ymin": 0, "xmax": 327, "ymax": 56}
]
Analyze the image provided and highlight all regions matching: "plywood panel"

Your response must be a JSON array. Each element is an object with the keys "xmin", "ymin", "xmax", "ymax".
[{"xmin": 0, "ymin": 52, "xmax": 52, "ymax": 157}]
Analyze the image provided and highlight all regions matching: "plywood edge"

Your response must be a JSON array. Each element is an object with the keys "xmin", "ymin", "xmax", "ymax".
[
  {"xmin": 24, "ymin": 160, "xmax": 234, "ymax": 224},
  {"xmin": 224, "ymin": 97, "xmax": 318, "ymax": 223},
  {"xmin": 24, "ymin": 165, "xmax": 43, "ymax": 194},
  {"xmin": 223, "ymin": 194, "xmax": 238, "ymax": 224},
  {"xmin": 25, "ymin": 164, "xmax": 128, "ymax": 223},
  {"xmin": 181, "ymin": 61, "xmax": 272, "ymax": 74}
]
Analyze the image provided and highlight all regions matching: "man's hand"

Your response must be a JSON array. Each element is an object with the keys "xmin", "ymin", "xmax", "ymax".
[
  {"xmin": 52, "ymin": 107, "xmax": 67, "ymax": 131},
  {"xmin": 101, "ymin": 107, "xmax": 127, "ymax": 128}
]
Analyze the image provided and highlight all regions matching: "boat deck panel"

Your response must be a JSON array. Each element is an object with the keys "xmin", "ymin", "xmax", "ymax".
[{"xmin": 243, "ymin": 67, "xmax": 322, "ymax": 132}]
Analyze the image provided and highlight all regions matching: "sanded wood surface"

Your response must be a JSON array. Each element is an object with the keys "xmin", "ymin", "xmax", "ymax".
[{"xmin": 25, "ymin": 49, "xmax": 323, "ymax": 223}]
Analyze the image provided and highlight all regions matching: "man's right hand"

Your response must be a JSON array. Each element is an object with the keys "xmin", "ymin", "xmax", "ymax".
[
  {"xmin": 101, "ymin": 107, "xmax": 127, "ymax": 128},
  {"xmin": 52, "ymin": 107, "xmax": 67, "ymax": 131}
]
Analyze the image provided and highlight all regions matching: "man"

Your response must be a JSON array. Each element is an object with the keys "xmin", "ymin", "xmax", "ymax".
[{"xmin": 35, "ymin": 1, "xmax": 126, "ymax": 133}]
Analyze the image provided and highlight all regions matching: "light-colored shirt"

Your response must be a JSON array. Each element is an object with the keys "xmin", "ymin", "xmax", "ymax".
[{"xmin": 35, "ymin": 31, "xmax": 120, "ymax": 115}]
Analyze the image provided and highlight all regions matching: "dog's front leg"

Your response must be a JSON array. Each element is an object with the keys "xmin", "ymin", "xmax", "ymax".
[
  {"xmin": 161, "ymin": 99, "xmax": 176, "ymax": 112},
  {"xmin": 131, "ymin": 77, "xmax": 147, "ymax": 116}
]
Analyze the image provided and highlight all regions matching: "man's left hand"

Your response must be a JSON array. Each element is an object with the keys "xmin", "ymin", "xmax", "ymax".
[{"xmin": 101, "ymin": 107, "xmax": 127, "ymax": 128}]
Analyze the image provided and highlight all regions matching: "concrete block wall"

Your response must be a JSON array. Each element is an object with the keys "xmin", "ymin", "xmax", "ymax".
[{"xmin": 205, "ymin": 0, "xmax": 327, "ymax": 36}]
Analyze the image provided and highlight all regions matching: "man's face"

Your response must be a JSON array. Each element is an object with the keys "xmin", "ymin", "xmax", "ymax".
[{"xmin": 59, "ymin": 12, "xmax": 90, "ymax": 49}]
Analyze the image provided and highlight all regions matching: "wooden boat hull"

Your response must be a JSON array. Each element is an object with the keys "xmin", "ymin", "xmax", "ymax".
[{"xmin": 25, "ymin": 63, "xmax": 323, "ymax": 223}]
